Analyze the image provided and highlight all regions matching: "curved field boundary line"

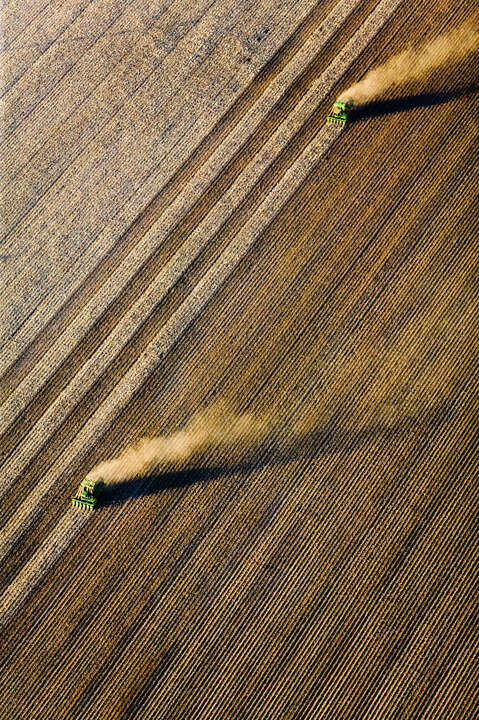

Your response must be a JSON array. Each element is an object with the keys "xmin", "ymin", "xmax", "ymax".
[
  {"xmin": 0, "ymin": 0, "xmax": 376, "ymax": 441},
  {"xmin": 0, "ymin": 0, "xmax": 408, "ymax": 623},
  {"xmin": 0, "ymin": 0, "xmax": 340, "ymax": 368}
]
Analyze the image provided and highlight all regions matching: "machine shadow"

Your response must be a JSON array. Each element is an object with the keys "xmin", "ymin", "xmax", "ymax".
[
  {"xmin": 350, "ymin": 85, "xmax": 478, "ymax": 122},
  {"xmin": 100, "ymin": 401, "xmax": 454, "ymax": 507}
]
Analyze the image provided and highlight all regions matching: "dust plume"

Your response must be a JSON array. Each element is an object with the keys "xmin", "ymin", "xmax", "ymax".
[
  {"xmin": 339, "ymin": 21, "xmax": 479, "ymax": 106},
  {"xmin": 87, "ymin": 392, "xmax": 440, "ymax": 485},
  {"xmin": 89, "ymin": 404, "xmax": 278, "ymax": 483}
]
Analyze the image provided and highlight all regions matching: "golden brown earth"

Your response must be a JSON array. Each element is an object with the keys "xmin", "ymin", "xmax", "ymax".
[{"xmin": 0, "ymin": 1, "xmax": 477, "ymax": 718}]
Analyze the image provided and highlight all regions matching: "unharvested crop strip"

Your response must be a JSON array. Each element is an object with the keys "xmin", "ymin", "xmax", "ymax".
[
  {"xmin": 0, "ymin": 83, "xmax": 438, "ymax": 580},
  {"xmin": 0, "ymin": 0, "xmax": 356, "ymax": 375},
  {"xmin": 318, "ymin": 457, "xmax": 477, "ymax": 713},
  {"xmin": 1, "ymin": 0, "xmax": 474, "ymax": 676},
  {"xmin": 0, "ymin": 0, "xmax": 321, "ymax": 318},
  {"xmin": 0, "ymin": 8, "xmax": 476, "ymax": 716},
  {"xmin": 302, "ymin": 445, "xmax": 477, "ymax": 718},
  {"xmin": 0, "ymin": 122, "xmax": 339, "ymax": 546},
  {"xmin": 368, "ymin": 514, "xmax": 477, "ymax": 717},
  {"xmin": 9, "ymin": 282, "xmax": 478, "ymax": 716},
  {"xmin": 190, "ymin": 122, "xmax": 475, "ymax": 440}
]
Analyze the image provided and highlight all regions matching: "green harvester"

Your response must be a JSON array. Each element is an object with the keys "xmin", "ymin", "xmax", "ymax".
[
  {"xmin": 327, "ymin": 99, "xmax": 354, "ymax": 125},
  {"xmin": 71, "ymin": 477, "xmax": 105, "ymax": 510}
]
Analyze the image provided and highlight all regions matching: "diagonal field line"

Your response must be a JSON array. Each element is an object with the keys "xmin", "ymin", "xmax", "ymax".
[
  {"xmin": 0, "ymin": 126, "xmax": 342, "ymax": 624},
  {"xmin": 0, "ymin": 0, "xmax": 365, "ymax": 438},
  {"xmin": 0, "ymin": 0, "xmax": 350, "ymax": 371},
  {"xmin": 0, "ymin": 123, "xmax": 344, "ymax": 493},
  {"xmin": 0, "ymin": 0, "xmax": 406, "ymax": 625}
]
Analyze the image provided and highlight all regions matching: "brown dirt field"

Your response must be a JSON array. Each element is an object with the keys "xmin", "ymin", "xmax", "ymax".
[{"xmin": 0, "ymin": 1, "xmax": 478, "ymax": 718}]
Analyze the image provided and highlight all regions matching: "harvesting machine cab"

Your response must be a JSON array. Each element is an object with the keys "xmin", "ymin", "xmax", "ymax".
[
  {"xmin": 71, "ymin": 477, "xmax": 105, "ymax": 510},
  {"xmin": 327, "ymin": 99, "xmax": 354, "ymax": 125}
]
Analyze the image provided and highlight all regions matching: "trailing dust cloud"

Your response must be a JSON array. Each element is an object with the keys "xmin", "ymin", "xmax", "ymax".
[
  {"xmin": 339, "ymin": 21, "xmax": 479, "ymax": 106},
  {"xmin": 89, "ymin": 404, "xmax": 279, "ymax": 483},
  {"xmin": 87, "ymin": 394, "xmax": 440, "ymax": 485}
]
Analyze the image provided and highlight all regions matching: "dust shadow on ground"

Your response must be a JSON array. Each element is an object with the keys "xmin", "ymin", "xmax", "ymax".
[
  {"xmin": 100, "ymin": 401, "xmax": 454, "ymax": 507},
  {"xmin": 349, "ymin": 85, "xmax": 478, "ymax": 122}
]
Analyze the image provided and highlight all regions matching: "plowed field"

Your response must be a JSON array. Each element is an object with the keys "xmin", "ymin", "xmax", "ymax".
[{"xmin": 0, "ymin": 1, "xmax": 477, "ymax": 717}]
